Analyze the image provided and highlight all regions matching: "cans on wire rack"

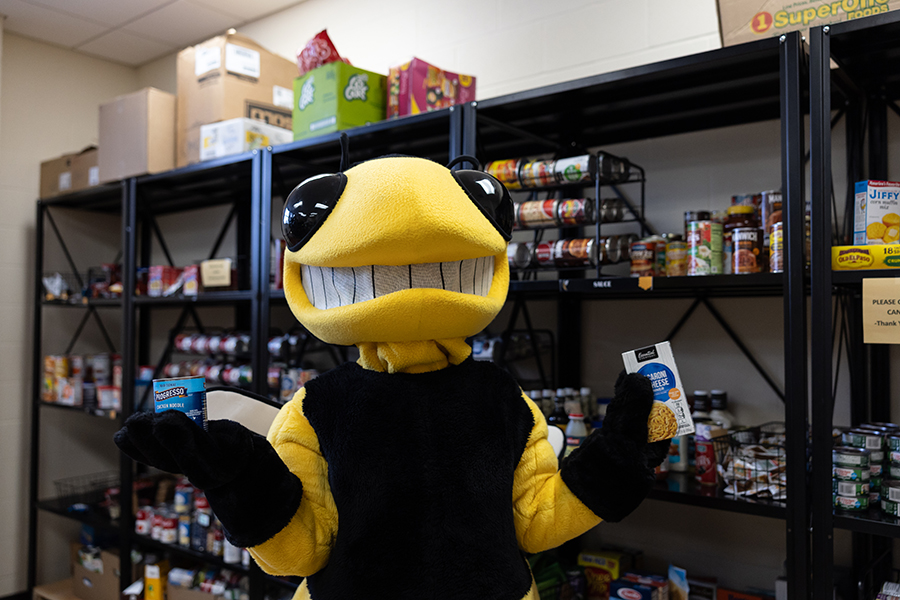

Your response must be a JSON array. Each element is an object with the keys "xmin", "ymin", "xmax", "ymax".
[
  {"xmin": 485, "ymin": 159, "xmax": 523, "ymax": 190},
  {"xmin": 556, "ymin": 199, "xmax": 595, "ymax": 226},
  {"xmin": 687, "ymin": 221, "xmax": 723, "ymax": 276},
  {"xmin": 516, "ymin": 200, "xmax": 560, "ymax": 229}
]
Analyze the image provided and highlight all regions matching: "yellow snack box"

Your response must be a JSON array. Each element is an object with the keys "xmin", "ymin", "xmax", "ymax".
[{"xmin": 832, "ymin": 245, "xmax": 900, "ymax": 270}]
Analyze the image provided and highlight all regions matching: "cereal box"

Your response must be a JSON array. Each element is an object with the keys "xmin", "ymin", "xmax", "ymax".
[
  {"xmin": 854, "ymin": 181, "xmax": 900, "ymax": 245},
  {"xmin": 387, "ymin": 58, "xmax": 475, "ymax": 119},
  {"xmin": 622, "ymin": 342, "xmax": 694, "ymax": 441}
]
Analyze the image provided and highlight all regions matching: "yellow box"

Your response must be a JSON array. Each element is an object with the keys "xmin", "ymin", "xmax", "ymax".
[{"xmin": 832, "ymin": 245, "xmax": 900, "ymax": 270}]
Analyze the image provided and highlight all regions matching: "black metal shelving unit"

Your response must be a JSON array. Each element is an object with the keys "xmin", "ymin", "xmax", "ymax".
[
  {"xmin": 466, "ymin": 33, "xmax": 810, "ymax": 597},
  {"xmin": 810, "ymin": 11, "xmax": 900, "ymax": 599}
]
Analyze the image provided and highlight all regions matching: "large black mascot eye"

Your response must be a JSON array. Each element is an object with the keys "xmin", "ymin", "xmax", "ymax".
[
  {"xmin": 451, "ymin": 170, "xmax": 514, "ymax": 241},
  {"xmin": 282, "ymin": 173, "xmax": 348, "ymax": 252}
]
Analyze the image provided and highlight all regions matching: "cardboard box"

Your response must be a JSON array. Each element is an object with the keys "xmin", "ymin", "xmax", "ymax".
[
  {"xmin": 177, "ymin": 32, "xmax": 296, "ymax": 167},
  {"xmin": 73, "ymin": 549, "xmax": 121, "ymax": 600},
  {"xmin": 717, "ymin": 0, "xmax": 898, "ymax": 47},
  {"xmin": 832, "ymin": 244, "xmax": 900, "ymax": 270},
  {"xmin": 387, "ymin": 57, "xmax": 475, "ymax": 119},
  {"xmin": 716, "ymin": 590, "xmax": 774, "ymax": 600},
  {"xmin": 169, "ymin": 586, "xmax": 224, "ymax": 600},
  {"xmin": 200, "ymin": 117, "xmax": 292, "ymax": 160},
  {"xmin": 99, "ymin": 87, "xmax": 175, "ymax": 183},
  {"xmin": 292, "ymin": 61, "xmax": 386, "ymax": 140},
  {"xmin": 40, "ymin": 147, "xmax": 99, "ymax": 199},
  {"xmin": 854, "ymin": 180, "xmax": 900, "ymax": 245},
  {"xmin": 34, "ymin": 579, "xmax": 79, "ymax": 600}
]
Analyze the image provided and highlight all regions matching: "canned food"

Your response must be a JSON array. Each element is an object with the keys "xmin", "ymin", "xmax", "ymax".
[
  {"xmin": 554, "ymin": 239, "xmax": 597, "ymax": 268},
  {"xmin": 238, "ymin": 364, "xmax": 253, "ymax": 386},
  {"xmin": 843, "ymin": 428, "xmax": 885, "ymax": 451},
  {"xmin": 883, "ymin": 499, "xmax": 900, "ymax": 517},
  {"xmin": 884, "ymin": 480, "xmax": 900, "ymax": 503},
  {"xmin": 485, "ymin": 159, "xmax": 523, "ymax": 190},
  {"xmin": 174, "ymin": 480, "xmax": 193, "ymax": 514},
  {"xmin": 888, "ymin": 435, "xmax": 900, "ymax": 452},
  {"xmin": 557, "ymin": 199, "xmax": 595, "ymax": 226},
  {"xmin": 833, "ymin": 480, "xmax": 869, "ymax": 496},
  {"xmin": 872, "ymin": 450, "xmax": 886, "ymax": 463},
  {"xmin": 761, "ymin": 190, "xmax": 783, "ymax": 247},
  {"xmin": 770, "ymin": 222, "xmax": 784, "ymax": 273},
  {"xmin": 871, "ymin": 463, "xmax": 884, "ymax": 477},
  {"xmin": 871, "ymin": 476, "xmax": 883, "ymax": 489},
  {"xmin": 871, "ymin": 422, "xmax": 900, "ymax": 432},
  {"xmin": 833, "ymin": 446, "xmax": 870, "ymax": 467},
  {"xmin": 135, "ymin": 506, "xmax": 152, "ymax": 535},
  {"xmin": 891, "ymin": 464, "xmax": 900, "ymax": 478},
  {"xmin": 206, "ymin": 335, "xmax": 222, "ymax": 354},
  {"xmin": 892, "ymin": 450, "xmax": 900, "ymax": 465},
  {"xmin": 69, "ymin": 355, "xmax": 84, "ymax": 377},
  {"xmin": 650, "ymin": 236, "xmax": 667, "ymax": 276},
  {"xmin": 160, "ymin": 513, "xmax": 178, "ymax": 544},
  {"xmin": 604, "ymin": 236, "xmax": 621, "ymax": 264},
  {"xmin": 154, "ymin": 376, "xmax": 207, "ymax": 430},
  {"xmin": 595, "ymin": 152, "xmax": 629, "ymax": 183},
  {"xmin": 178, "ymin": 514, "xmax": 191, "ymax": 547},
  {"xmin": 191, "ymin": 335, "xmax": 209, "ymax": 354},
  {"xmin": 834, "ymin": 494, "xmax": 869, "ymax": 511},
  {"xmin": 687, "ymin": 221, "xmax": 723, "ymax": 276},
  {"xmin": 666, "ymin": 240, "xmax": 688, "ymax": 277},
  {"xmin": 507, "ymin": 242, "xmax": 533, "ymax": 270},
  {"xmin": 554, "ymin": 154, "xmax": 595, "ymax": 184},
  {"xmin": 733, "ymin": 228, "xmax": 763, "ymax": 274},
  {"xmin": 517, "ymin": 200, "xmax": 560, "ymax": 229},
  {"xmin": 617, "ymin": 234, "xmax": 638, "ymax": 263},
  {"xmin": 871, "ymin": 491, "xmax": 882, "ymax": 503},
  {"xmin": 601, "ymin": 198, "xmax": 624, "ymax": 223},
  {"xmin": 630, "ymin": 240, "xmax": 655, "ymax": 277},
  {"xmin": 535, "ymin": 242, "xmax": 556, "ymax": 267},
  {"xmin": 151, "ymin": 510, "xmax": 164, "ymax": 540},
  {"xmin": 518, "ymin": 159, "xmax": 556, "ymax": 188}
]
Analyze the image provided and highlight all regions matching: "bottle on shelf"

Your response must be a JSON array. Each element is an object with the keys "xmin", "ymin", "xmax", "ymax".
[
  {"xmin": 709, "ymin": 389, "xmax": 735, "ymax": 430},
  {"xmin": 541, "ymin": 388, "xmax": 554, "ymax": 417},
  {"xmin": 548, "ymin": 388, "xmax": 569, "ymax": 432},
  {"xmin": 564, "ymin": 413, "xmax": 588, "ymax": 457},
  {"xmin": 579, "ymin": 386, "xmax": 592, "ymax": 421},
  {"xmin": 564, "ymin": 387, "xmax": 581, "ymax": 417},
  {"xmin": 688, "ymin": 391, "xmax": 711, "ymax": 472}
]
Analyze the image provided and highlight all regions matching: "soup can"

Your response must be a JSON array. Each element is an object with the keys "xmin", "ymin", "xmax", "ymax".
[
  {"xmin": 554, "ymin": 239, "xmax": 597, "ymax": 267},
  {"xmin": 517, "ymin": 200, "xmax": 560, "ymax": 229},
  {"xmin": 535, "ymin": 241, "xmax": 556, "ymax": 267},
  {"xmin": 618, "ymin": 234, "xmax": 638, "ymax": 262},
  {"xmin": 604, "ymin": 236, "xmax": 621, "ymax": 264},
  {"xmin": 666, "ymin": 239, "xmax": 688, "ymax": 277},
  {"xmin": 154, "ymin": 375, "xmax": 207, "ymax": 430},
  {"xmin": 518, "ymin": 159, "xmax": 556, "ymax": 188},
  {"xmin": 554, "ymin": 154, "xmax": 595, "ymax": 184},
  {"xmin": 485, "ymin": 159, "xmax": 523, "ymax": 190},
  {"xmin": 761, "ymin": 190, "xmax": 783, "ymax": 247},
  {"xmin": 770, "ymin": 222, "xmax": 784, "ymax": 273},
  {"xmin": 557, "ymin": 198, "xmax": 595, "ymax": 226},
  {"xmin": 596, "ymin": 151, "xmax": 629, "ymax": 183},
  {"xmin": 601, "ymin": 198, "xmax": 625, "ymax": 223},
  {"xmin": 630, "ymin": 240, "xmax": 655, "ymax": 277},
  {"xmin": 687, "ymin": 221, "xmax": 723, "ymax": 276},
  {"xmin": 507, "ymin": 242, "xmax": 533, "ymax": 270},
  {"xmin": 651, "ymin": 236, "xmax": 668, "ymax": 276},
  {"xmin": 733, "ymin": 227, "xmax": 763, "ymax": 274}
]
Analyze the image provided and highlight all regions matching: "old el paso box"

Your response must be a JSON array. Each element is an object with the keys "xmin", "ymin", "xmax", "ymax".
[
  {"xmin": 153, "ymin": 376, "xmax": 207, "ymax": 429},
  {"xmin": 854, "ymin": 180, "xmax": 900, "ymax": 245},
  {"xmin": 832, "ymin": 244, "xmax": 900, "ymax": 270},
  {"xmin": 293, "ymin": 61, "xmax": 386, "ymax": 140},
  {"xmin": 717, "ymin": 0, "xmax": 897, "ymax": 47},
  {"xmin": 387, "ymin": 58, "xmax": 476, "ymax": 119}
]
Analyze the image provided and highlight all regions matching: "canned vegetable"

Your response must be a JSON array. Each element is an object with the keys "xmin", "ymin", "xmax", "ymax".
[
  {"xmin": 834, "ymin": 465, "xmax": 870, "ymax": 481},
  {"xmin": 834, "ymin": 494, "xmax": 869, "ymax": 511},
  {"xmin": 833, "ymin": 446, "xmax": 870, "ymax": 468}
]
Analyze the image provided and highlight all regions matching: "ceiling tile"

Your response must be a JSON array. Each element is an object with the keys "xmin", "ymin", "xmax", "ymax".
[
  {"xmin": 188, "ymin": 0, "xmax": 302, "ymax": 21},
  {"xmin": 23, "ymin": 0, "xmax": 173, "ymax": 27},
  {"xmin": 0, "ymin": 0, "xmax": 108, "ymax": 47},
  {"xmin": 122, "ymin": 0, "xmax": 241, "ymax": 46},
  {"xmin": 76, "ymin": 29, "xmax": 175, "ymax": 66}
]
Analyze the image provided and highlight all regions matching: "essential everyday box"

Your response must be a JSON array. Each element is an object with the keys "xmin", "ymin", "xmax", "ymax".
[
  {"xmin": 177, "ymin": 32, "xmax": 296, "ymax": 167},
  {"xmin": 387, "ymin": 57, "xmax": 475, "ymax": 119},
  {"xmin": 200, "ymin": 117, "xmax": 292, "ymax": 160},
  {"xmin": 99, "ymin": 87, "xmax": 175, "ymax": 182},
  {"xmin": 622, "ymin": 341, "xmax": 694, "ymax": 441},
  {"xmin": 854, "ymin": 180, "xmax": 900, "ymax": 245},
  {"xmin": 716, "ymin": 0, "xmax": 898, "ymax": 47},
  {"xmin": 292, "ymin": 61, "xmax": 386, "ymax": 140},
  {"xmin": 40, "ymin": 147, "xmax": 99, "ymax": 199}
]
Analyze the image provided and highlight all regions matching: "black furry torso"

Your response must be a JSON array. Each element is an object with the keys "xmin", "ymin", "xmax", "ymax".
[{"xmin": 302, "ymin": 358, "xmax": 536, "ymax": 600}]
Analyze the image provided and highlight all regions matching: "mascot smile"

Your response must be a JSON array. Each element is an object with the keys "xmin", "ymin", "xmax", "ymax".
[{"xmin": 115, "ymin": 136, "xmax": 667, "ymax": 600}]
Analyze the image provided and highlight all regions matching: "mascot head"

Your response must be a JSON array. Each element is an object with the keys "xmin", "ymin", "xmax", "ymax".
[{"xmin": 281, "ymin": 138, "xmax": 513, "ymax": 346}]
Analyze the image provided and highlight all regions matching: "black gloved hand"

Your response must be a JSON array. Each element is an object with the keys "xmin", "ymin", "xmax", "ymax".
[
  {"xmin": 114, "ymin": 411, "xmax": 303, "ymax": 548},
  {"xmin": 560, "ymin": 371, "xmax": 666, "ymax": 523}
]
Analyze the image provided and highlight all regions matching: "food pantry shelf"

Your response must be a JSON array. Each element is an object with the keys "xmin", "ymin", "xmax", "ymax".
[
  {"xmin": 36, "ymin": 498, "xmax": 119, "ymax": 531},
  {"xmin": 40, "ymin": 183, "xmax": 123, "ymax": 213},
  {"xmin": 833, "ymin": 510, "xmax": 900, "ymax": 538},
  {"xmin": 832, "ymin": 270, "xmax": 900, "ymax": 285},
  {"xmin": 134, "ymin": 291, "xmax": 254, "ymax": 306},
  {"xmin": 509, "ymin": 273, "xmax": 790, "ymax": 299},
  {"xmin": 42, "ymin": 298, "xmax": 122, "ymax": 308},
  {"xmin": 648, "ymin": 473, "xmax": 786, "ymax": 519},
  {"xmin": 39, "ymin": 401, "xmax": 117, "ymax": 420}
]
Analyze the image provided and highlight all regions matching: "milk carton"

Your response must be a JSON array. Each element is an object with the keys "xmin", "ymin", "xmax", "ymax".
[{"xmin": 854, "ymin": 180, "xmax": 900, "ymax": 245}]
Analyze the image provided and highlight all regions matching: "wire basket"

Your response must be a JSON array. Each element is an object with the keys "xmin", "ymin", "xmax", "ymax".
[
  {"xmin": 712, "ymin": 422, "xmax": 786, "ymax": 501},
  {"xmin": 53, "ymin": 470, "xmax": 119, "ymax": 503}
]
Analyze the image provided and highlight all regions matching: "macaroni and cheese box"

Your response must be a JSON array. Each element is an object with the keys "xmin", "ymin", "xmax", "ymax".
[
  {"xmin": 292, "ymin": 61, "xmax": 386, "ymax": 140},
  {"xmin": 622, "ymin": 342, "xmax": 694, "ymax": 441},
  {"xmin": 854, "ymin": 181, "xmax": 900, "ymax": 245},
  {"xmin": 578, "ymin": 552, "xmax": 622, "ymax": 600}
]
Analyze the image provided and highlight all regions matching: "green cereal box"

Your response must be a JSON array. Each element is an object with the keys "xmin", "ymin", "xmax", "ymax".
[{"xmin": 293, "ymin": 61, "xmax": 386, "ymax": 140}]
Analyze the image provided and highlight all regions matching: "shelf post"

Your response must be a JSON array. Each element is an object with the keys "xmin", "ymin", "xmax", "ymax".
[
  {"xmin": 810, "ymin": 24, "xmax": 835, "ymax": 600},
  {"xmin": 781, "ymin": 30, "xmax": 811, "ymax": 600},
  {"xmin": 120, "ymin": 178, "xmax": 137, "ymax": 591},
  {"xmin": 27, "ymin": 201, "xmax": 45, "ymax": 592}
]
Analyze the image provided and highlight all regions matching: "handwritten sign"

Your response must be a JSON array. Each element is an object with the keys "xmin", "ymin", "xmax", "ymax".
[{"xmin": 863, "ymin": 278, "xmax": 900, "ymax": 344}]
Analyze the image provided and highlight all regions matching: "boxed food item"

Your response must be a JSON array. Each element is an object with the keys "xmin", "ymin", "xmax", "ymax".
[
  {"xmin": 832, "ymin": 244, "xmax": 900, "ymax": 270},
  {"xmin": 72, "ymin": 548, "xmax": 121, "ymax": 600},
  {"xmin": 145, "ymin": 559, "xmax": 170, "ymax": 600},
  {"xmin": 40, "ymin": 147, "xmax": 99, "ymax": 199},
  {"xmin": 98, "ymin": 87, "xmax": 175, "ymax": 182},
  {"xmin": 177, "ymin": 32, "xmax": 296, "ymax": 167},
  {"xmin": 622, "ymin": 341, "xmax": 694, "ymax": 441},
  {"xmin": 579, "ymin": 551, "xmax": 623, "ymax": 600},
  {"xmin": 623, "ymin": 572, "xmax": 669, "ymax": 599},
  {"xmin": 854, "ymin": 181, "xmax": 900, "ymax": 245},
  {"xmin": 293, "ymin": 61, "xmax": 386, "ymax": 140},
  {"xmin": 387, "ymin": 57, "xmax": 475, "ymax": 119},
  {"xmin": 200, "ymin": 117, "xmax": 292, "ymax": 160},
  {"xmin": 716, "ymin": 589, "xmax": 774, "ymax": 600},
  {"xmin": 610, "ymin": 578, "xmax": 664, "ymax": 600},
  {"xmin": 148, "ymin": 266, "xmax": 183, "ymax": 297},
  {"xmin": 717, "ymin": 0, "xmax": 898, "ymax": 47}
]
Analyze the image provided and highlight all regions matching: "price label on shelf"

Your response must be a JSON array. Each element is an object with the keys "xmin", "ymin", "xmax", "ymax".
[{"xmin": 863, "ymin": 278, "xmax": 900, "ymax": 344}]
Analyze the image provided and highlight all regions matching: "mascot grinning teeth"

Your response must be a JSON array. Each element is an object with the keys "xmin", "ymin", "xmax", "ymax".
[{"xmin": 115, "ymin": 135, "xmax": 668, "ymax": 600}]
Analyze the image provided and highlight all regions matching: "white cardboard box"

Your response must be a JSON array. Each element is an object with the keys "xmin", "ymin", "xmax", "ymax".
[{"xmin": 199, "ymin": 117, "xmax": 291, "ymax": 161}]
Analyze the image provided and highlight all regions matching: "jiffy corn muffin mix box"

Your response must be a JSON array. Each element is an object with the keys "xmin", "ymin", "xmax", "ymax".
[{"xmin": 854, "ymin": 181, "xmax": 900, "ymax": 245}]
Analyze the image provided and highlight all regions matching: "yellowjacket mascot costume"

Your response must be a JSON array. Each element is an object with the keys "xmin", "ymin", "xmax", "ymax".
[{"xmin": 116, "ymin": 138, "xmax": 668, "ymax": 600}]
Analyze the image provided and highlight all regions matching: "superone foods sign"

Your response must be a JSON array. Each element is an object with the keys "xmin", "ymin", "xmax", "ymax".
[{"xmin": 718, "ymin": 0, "xmax": 897, "ymax": 46}]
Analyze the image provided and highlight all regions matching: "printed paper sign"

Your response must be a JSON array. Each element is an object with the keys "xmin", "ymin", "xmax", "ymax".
[
  {"xmin": 225, "ymin": 43, "xmax": 260, "ymax": 79},
  {"xmin": 863, "ymin": 278, "xmax": 900, "ymax": 344},
  {"xmin": 195, "ymin": 47, "xmax": 221, "ymax": 77}
]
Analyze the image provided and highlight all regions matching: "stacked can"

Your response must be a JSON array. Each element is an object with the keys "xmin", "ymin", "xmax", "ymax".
[
  {"xmin": 832, "ymin": 446, "xmax": 871, "ymax": 511},
  {"xmin": 841, "ymin": 426, "xmax": 886, "ymax": 505},
  {"xmin": 885, "ymin": 429, "xmax": 900, "ymax": 516}
]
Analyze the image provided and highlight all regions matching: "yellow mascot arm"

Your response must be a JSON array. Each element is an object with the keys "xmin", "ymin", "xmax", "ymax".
[
  {"xmin": 512, "ymin": 393, "xmax": 601, "ymax": 554},
  {"xmin": 249, "ymin": 387, "xmax": 338, "ymax": 576}
]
